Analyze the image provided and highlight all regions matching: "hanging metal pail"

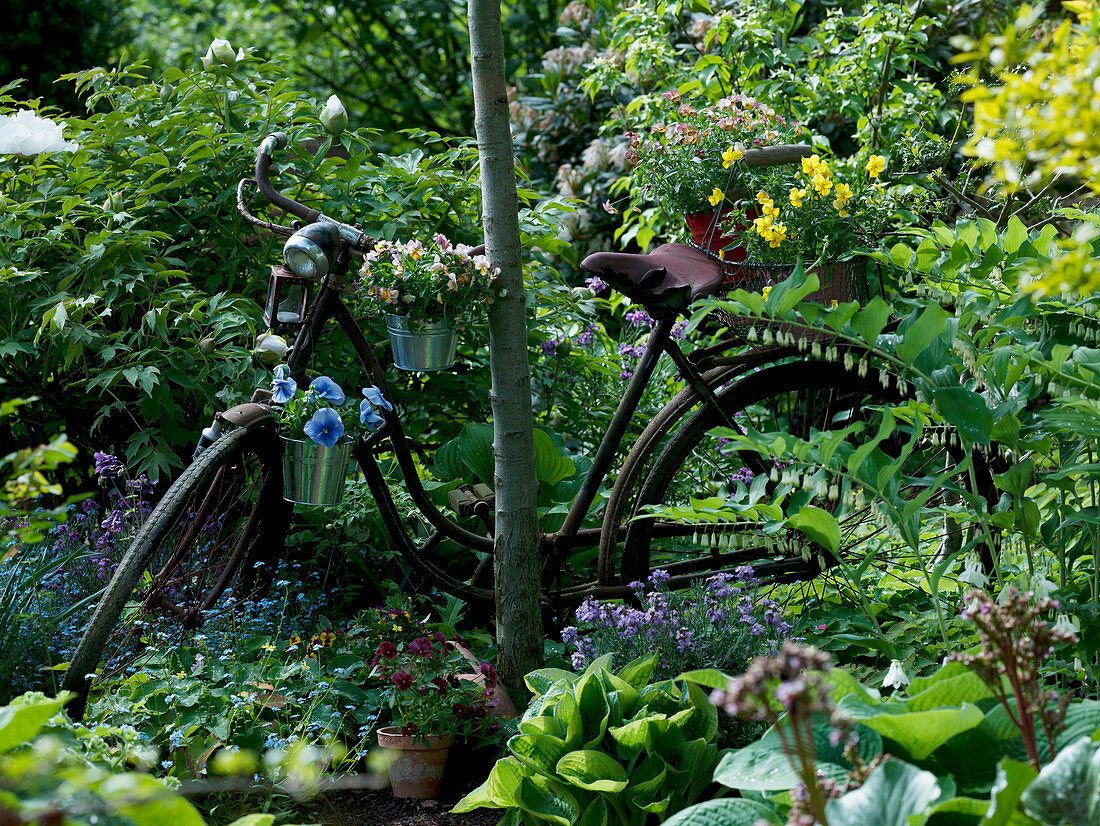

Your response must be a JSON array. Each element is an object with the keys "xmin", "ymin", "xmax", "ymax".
[
  {"xmin": 385, "ymin": 314, "xmax": 457, "ymax": 372},
  {"xmin": 282, "ymin": 438, "xmax": 353, "ymax": 505}
]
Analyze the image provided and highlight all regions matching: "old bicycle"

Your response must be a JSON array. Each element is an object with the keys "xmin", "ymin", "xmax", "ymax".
[{"xmin": 61, "ymin": 133, "xmax": 995, "ymax": 716}]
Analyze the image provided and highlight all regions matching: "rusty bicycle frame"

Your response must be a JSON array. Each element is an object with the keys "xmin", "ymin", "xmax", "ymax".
[{"xmin": 238, "ymin": 133, "xmax": 811, "ymax": 608}]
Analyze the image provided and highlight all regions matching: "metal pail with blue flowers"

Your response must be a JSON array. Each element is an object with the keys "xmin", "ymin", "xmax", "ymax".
[
  {"xmin": 282, "ymin": 437, "xmax": 353, "ymax": 505},
  {"xmin": 385, "ymin": 314, "xmax": 457, "ymax": 372}
]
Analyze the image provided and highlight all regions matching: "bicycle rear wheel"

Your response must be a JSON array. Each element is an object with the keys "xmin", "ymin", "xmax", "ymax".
[
  {"xmin": 621, "ymin": 359, "xmax": 989, "ymax": 590},
  {"xmin": 62, "ymin": 424, "xmax": 286, "ymax": 719}
]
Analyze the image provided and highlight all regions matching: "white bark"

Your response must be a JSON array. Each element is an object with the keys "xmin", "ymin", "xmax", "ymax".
[{"xmin": 468, "ymin": 0, "xmax": 543, "ymax": 698}]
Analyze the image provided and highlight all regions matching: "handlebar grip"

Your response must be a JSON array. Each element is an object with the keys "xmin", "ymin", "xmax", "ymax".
[{"xmin": 740, "ymin": 144, "xmax": 814, "ymax": 168}]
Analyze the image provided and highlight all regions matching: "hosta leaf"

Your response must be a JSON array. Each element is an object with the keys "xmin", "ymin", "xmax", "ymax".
[
  {"xmin": 555, "ymin": 750, "xmax": 628, "ymax": 793},
  {"xmin": 824, "ymin": 759, "xmax": 941, "ymax": 826},
  {"xmin": 516, "ymin": 775, "xmax": 582, "ymax": 826},
  {"xmin": 509, "ymin": 733, "xmax": 570, "ymax": 776},
  {"xmin": 662, "ymin": 799, "xmax": 781, "ymax": 826},
  {"xmin": 838, "ymin": 695, "xmax": 985, "ymax": 760}
]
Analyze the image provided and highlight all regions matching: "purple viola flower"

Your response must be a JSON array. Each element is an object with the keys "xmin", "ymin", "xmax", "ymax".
[
  {"xmin": 93, "ymin": 452, "xmax": 123, "ymax": 479},
  {"xmin": 360, "ymin": 400, "xmax": 384, "ymax": 429},
  {"xmin": 303, "ymin": 408, "xmax": 345, "ymax": 447},
  {"xmin": 362, "ymin": 386, "xmax": 393, "ymax": 412},
  {"xmin": 540, "ymin": 340, "xmax": 558, "ymax": 355},
  {"xmin": 585, "ymin": 275, "xmax": 608, "ymax": 293},
  {"xmin": 309, "ymin": 376, "xmax": 345, "ymax": 405}
]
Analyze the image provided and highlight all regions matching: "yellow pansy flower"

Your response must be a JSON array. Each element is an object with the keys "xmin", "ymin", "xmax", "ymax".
[
  {"xmin": 812, "ymin": 175, "xmax": 832, "ymax": 196},
  {"xmin": 708, "ymin": 188, "xmax": 724, "ymax": 206},
  {"xmin": 722, "ymin": 146, "xmax": 743, "ymax": 168},
  {"xmin": 789, "ymin": 188, "xmax": 806, "ymax": 207},
  {"xmin": 756, "ymin": 191, "xmax": 773, "ymax": 206},
  {"xmin": 866, "ymin": 154, "xmax": 886, "ymax": 178}
]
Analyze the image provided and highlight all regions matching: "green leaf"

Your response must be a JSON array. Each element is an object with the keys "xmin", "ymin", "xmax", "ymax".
[
  {"xmin": 1003, "ymin": 216, "xmax": 1028, "ymax": 254},
  {"xmin": 786, "ymin": 506, "xmax": 841, "ymax": 555},
  {"xmin": 896, "ymin": 304, "xmax": 948, "ymax": 364},
  {"xmin": 852, "ymin": 296, "xmax": 893, "ymax": 345},
  {"xmin": 618, "ymin": 654, "xmax": 659, "ymax": 691},
  {"xmin": 578, "ymin": 798, "xmax": 608, "ymax": 826},
  {"xmin": 983, "ymin": 759, "xmax": 1039, "ymax": 826},
  {"xmin": 516, "ymin": 775, "xmax": 582, "ymax": 826},
  {"xmin": 434, "ymin": 437, "xmax": 467, "ymax": 481},
  {"xmin": 662, "ymin": 798, "xmax": 782, "ymax": 826},
  {"xmin": 1021, "ymin": 737, "xmax": 1100, "ymax": 826},
  {"xmin": 837, "ymin": 696, "xmax": 985, "ymax": 760},
  {"xmin": 533, "ymin": 428, "xmax": 576, "ymax": 486},
  {"xmin": 933, "ymin": 386, "xmax": 993, "ymax": 443},
  {"xmin": 824, "ymin": 760, "xmax": 941, "ymax": 826},
  {"xmin": 526, "ymin": 668, "xmax": 579, "ymax": 696},
  {"xmin": 457, "ymin": 422, "xmax": 495, "ymax": 486},
  {"xmin": 555, "ymin": 750, "xmax": 628, "ymax": 793},
  {"xmin": 99, "ymin": 774, "xmax": 206, "ymax": 826},
  {"xmin": 906, "ymin": 661, "xmax": 994, "ymax": 710},
  {"xmin": 575, "ymin": 672, "xmax": 610, "ymax": 748},
  {"xmin": 0, "ymin": 693, "xmax": 71, "ymax": 753},
  {"xmin": 226, "ymin": 816, "xmax": 275, "ymax": 826},
  {"xmin": 510, "ymin": 733, "xmax": 570, "ymax": 776},
  {"xmin": 675, "ymin": 669, "xmax": 731, "ymax": 690}
]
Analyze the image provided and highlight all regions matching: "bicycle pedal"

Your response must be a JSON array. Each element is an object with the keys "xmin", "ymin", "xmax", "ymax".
[{"xmin": 447, "ymin": 483, "xmax": 495, "ymax": 517}]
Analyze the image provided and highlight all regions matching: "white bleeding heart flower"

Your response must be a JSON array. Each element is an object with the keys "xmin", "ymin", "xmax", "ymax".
[
  {"xmin": 0, "ymin": 110, "xmax": 79, "ymax": 156},
  {"xmin": 882, "ymin": 659, "xmax": 910, "ymax": 691},
  {"xmin": 320, "ymin": 95, "xmax": 348, "ymax": 135}
]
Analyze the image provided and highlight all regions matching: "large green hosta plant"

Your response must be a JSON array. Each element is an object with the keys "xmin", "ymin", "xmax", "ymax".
[{"xmin": 453, "ymin": 653, "xmax": 720, "ymax": 826}]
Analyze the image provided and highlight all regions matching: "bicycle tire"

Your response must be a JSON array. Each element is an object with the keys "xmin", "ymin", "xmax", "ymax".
[
  {"xmin": 62, "ymin": 424, "xmax": 286, "ymax": 719},
  {"xmin": 621, "ymin": 359, "xmax": 991, "ymax": 589}
]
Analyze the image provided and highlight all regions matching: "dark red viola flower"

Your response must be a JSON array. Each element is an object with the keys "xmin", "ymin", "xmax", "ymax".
[
  {"xmin": 377, "ymin": 641, "xmax": 398, "ymax": 659},
  {"xmin": 408, "ymin": 637, "xmax": 433, "ymax": 657},
  {"xmin": 392, "ymin": 670, "xmax": 415, "ymax": 690}
]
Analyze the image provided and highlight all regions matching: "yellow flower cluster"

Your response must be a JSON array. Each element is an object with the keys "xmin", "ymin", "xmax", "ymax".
[
  {"xmin": 801, "ymin": 154, "xmax": 833, "ymax": 196},
  {"xmin": 833, "ymin": 183, "xmax": 853, "ymax": 217},
  {"xmin": 752, "ymin": 192, "xmax": 787, "ymax": 248}
]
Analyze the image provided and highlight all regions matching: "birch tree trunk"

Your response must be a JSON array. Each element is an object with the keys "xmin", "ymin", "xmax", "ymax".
[{"xmin": 468, "ymin": 0, "xmax": 543, "ymax": 699}]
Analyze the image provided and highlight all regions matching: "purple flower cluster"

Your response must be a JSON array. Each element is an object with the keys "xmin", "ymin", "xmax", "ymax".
[
  {"xmin": 585, "ymin": 275, "xmax": 609, "ymax": 293},
  {"xmin": 625, "ymin": 308, "xmax": 652, "ymax": 327},
  {"xmin": 540, "ymin": 339, "xmax": 558, "ymax": 356},
  {"xmin": 563, "ymin": 566, "xmax": 791, "ymax": 677},
  {"xmin": 47, "ymin": 453, "xmax": 155, "ymax": 587}
]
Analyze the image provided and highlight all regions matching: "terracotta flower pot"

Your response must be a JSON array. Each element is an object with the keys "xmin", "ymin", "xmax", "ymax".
[
  {"xmin": 377, "ymin": 726, "xmax": 454, "ymax": 799},
  {"xmin": 684, "ymin": 206, "xmax": 758, "ymax": 263}
]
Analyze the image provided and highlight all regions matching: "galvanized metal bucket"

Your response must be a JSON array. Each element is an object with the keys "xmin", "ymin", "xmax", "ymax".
[
  {"xmin": 281, "ymin": 437, "xmax": 353, "ymax": 506},
  {"xmin": 385, "ymin": 314, "xmax": 457, "ymax": 372}
]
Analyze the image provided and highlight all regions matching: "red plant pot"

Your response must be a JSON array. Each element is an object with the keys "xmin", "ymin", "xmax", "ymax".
[{"xmin": 684, "ymin": 206, "xmax": 758, "ymax": 263}]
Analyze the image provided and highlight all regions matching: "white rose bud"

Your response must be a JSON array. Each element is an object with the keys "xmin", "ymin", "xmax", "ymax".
[
  {"xmin": 253, "ymin": 332, "xmax": 289, "ymax": 364},
  {"xmin": 101, "ymin": 192, "xmax": 124, "ymax": 213},
  {"xmin": 159, "ymin": 83, "xmax": 174, "ymax": 101},
  {"xmin": 320, "ymin": 95, "xmax": 348, "ymax": 135}
]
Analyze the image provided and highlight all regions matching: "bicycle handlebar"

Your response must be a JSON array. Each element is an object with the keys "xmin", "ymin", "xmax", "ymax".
[{"xmin": 251, "ymin": 132, "xmax": 375, "ymax": 251}]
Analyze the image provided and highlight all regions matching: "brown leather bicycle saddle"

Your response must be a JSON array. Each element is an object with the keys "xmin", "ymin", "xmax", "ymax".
[{"xmin": 580, "ymin": 243, "xmax": 725, "ymax": 311}]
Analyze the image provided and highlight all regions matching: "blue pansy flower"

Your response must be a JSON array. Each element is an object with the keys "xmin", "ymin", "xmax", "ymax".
[
  {"xmin": 360, "ymin": 400, "xmax": 384, "ymax": 429},
  {"xmin": 362, "ymin": 385, "xmax": 393, "ymax": 412},
  {"xmin": 271, "ymin": 369, "xmax": 297, "ymax": 404},
  {"xmin": 303, "ymin": 408, "xmax": 345, "ymax": 446},
  {"xmin": 309, "ymin": 376, "xmax": 345, "ymax": 405}
]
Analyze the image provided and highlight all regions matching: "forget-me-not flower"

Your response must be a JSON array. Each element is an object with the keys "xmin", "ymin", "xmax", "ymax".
[
  {"xmin": 310, "ymin": 376, "xmax": 345, "ymax": 405},
  {"xmin": 304, "ymin": 407, "xmax": 345, "ymax": 446}
]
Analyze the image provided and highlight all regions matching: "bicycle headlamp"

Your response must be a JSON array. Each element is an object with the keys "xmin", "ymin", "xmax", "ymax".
[{"xmin": 282, "ymin": 222, "xmax": 341, "ymax": 280}]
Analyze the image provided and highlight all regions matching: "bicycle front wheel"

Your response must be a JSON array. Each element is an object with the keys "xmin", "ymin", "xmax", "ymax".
[
  {"xmin": 621, "ymin": 359, "xmax": 989, "ymax": 590},
  {"xmin": 62, "ymin": 424, "xmax": 286, "ymax": 719}
]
